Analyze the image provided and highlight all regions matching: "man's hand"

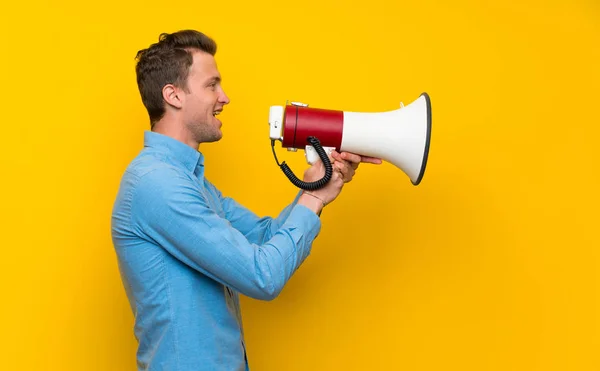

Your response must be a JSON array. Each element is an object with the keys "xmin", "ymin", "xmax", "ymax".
[
  {"xmin": 297, "ymin": 151, "xmax": 382, "ymax": 215},
  {"xmin": 331, "ymin": 151, "xmax": 382, "ymax": 183},
  {"xmin": 297, "ymin": 157, "xmax": 344, "ymax": 214}
]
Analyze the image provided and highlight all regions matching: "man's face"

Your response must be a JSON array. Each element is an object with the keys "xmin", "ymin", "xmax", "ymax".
[{"xmin": 181, "ymin": 50, "xmax": 230, "ymax": 144}]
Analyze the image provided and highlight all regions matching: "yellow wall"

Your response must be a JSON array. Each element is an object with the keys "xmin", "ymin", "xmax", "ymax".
[{"xmin": 2, "ymin": 0, "xmax": 598, "ymax": 370}]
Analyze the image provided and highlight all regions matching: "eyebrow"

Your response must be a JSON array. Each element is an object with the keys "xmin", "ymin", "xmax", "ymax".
[{"xmin": 206, "ymin": 76, "xmax": 221, "ymax": 84}]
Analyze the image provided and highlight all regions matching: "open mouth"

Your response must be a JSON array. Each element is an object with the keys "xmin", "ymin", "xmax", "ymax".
[{"xmin": 213, "ymin": 110, "xmax": 222, "ymax": 117}]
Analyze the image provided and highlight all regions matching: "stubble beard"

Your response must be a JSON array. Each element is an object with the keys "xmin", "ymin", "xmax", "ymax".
[{"xmin": 188, "ymin": 118, "xmax": 222, "ymax": 145}]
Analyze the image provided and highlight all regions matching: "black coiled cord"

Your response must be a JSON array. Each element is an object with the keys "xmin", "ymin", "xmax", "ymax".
[{"xmin": 271, "ymin": 136, "xmax": 333, "ymax": 190}]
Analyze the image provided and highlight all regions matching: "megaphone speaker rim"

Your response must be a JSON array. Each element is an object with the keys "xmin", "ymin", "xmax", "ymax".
[{"xmin": 412, "ymin": 92, "xmax": 432, "ymax": 185}]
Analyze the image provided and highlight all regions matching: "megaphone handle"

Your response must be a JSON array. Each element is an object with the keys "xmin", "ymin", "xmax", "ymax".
[
  {"xmin": 305, "ymin": 145, "xmax": 336, "ymax": 165},
  {"xmin": 271, "ymin": 136, "xmax": 333, "ymax": 191}
]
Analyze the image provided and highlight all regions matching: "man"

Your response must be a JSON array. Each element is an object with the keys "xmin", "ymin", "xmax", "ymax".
[{"xmin": 111, "ymin": 29, "xmax": 381, "ymax": 370}]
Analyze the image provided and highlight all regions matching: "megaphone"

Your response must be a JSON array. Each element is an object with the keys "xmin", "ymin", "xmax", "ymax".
[{"xmin": 268, "ymin": 92, "xmax": 431, "ymax": 190}]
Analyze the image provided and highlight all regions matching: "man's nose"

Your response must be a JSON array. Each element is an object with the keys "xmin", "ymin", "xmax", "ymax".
[{"xmin": 220, "ymin": 90, "xmax": 230, "ymax": 104}]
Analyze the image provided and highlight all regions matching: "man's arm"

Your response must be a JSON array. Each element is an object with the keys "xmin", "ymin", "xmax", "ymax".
[
  {"xmin": 204, "ymin": 181, "xmax": 311, "ymax": 246},
  {"xmin": 132, "ymin": 168, "xmax": 321, "ymax": 301},
  {"xmin": 203, "ymin": 150, "xmax": 373, "ymax": 247}
]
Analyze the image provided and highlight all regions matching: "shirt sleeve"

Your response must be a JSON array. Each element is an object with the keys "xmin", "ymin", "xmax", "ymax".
[
  {"xmin": 130, "ymin": 168, "xmax": 321, "ymax": 301},
  {"xmin": 203, "ymin": 180, "xmax": 304, "ymax": 246}
]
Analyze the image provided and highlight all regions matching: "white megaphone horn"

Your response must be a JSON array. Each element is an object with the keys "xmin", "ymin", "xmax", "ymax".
[{"xmin": 268, "ymin": 92, "xmax": 432, "ymax": 190}]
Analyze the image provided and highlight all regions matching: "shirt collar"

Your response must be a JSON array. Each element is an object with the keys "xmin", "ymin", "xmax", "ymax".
[{"xmin": 143, "ymin": 130, "xmax": 204, "ymax": 172}]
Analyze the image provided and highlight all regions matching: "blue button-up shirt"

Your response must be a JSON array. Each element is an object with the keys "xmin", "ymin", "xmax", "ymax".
[{"xmin": 111, "ymin": 131, "xmax": 321, "ymax": 370}]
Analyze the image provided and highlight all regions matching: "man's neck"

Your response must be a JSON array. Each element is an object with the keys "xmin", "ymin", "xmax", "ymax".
[{"xmin": 152, "ymin": 120, "xmax": 199, "ymax": 149}]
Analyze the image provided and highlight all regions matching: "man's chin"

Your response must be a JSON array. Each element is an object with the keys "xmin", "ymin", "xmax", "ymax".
[{"xmin": 206, "ymin": 131, "xmax": 223, "ymax": 143}]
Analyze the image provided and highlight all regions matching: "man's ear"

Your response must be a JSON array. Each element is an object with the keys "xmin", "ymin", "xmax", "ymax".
[{"xmin": 162, "ymin": 84, "xmax": 183, "ymax": 109}]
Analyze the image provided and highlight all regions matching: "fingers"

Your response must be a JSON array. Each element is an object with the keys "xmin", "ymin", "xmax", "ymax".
[
  {"xmin": 334, "ymin": 165, "xmax": 346, "ymax": 188},
  {"xmin": 327, "ymin": 151, "xmax": 354, "ymax": 183},
  {"xmin": 331, "ymin": 151, "xmax": 359, "ymax": 170},
  {"xmin": 326, "ymin": 150, "xmax": 382, "ymax": 184},
  {"xmin": 332, "ymin": 165, "xmax": 344, "ymax": 183},
  {"xmin": 333, "ymin": 160, "xmax": 354, "ymax": 182},
  {"xmin": 359, "ymin": 156, "xmax": 383, "ymax": 164},
  {"xmin": 336, "ymin": 151, "xmax": 383, "ymax": 166},
  {"xmin": 339, "ymin": 152, "xmax": 362, "ymax": 165}
]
